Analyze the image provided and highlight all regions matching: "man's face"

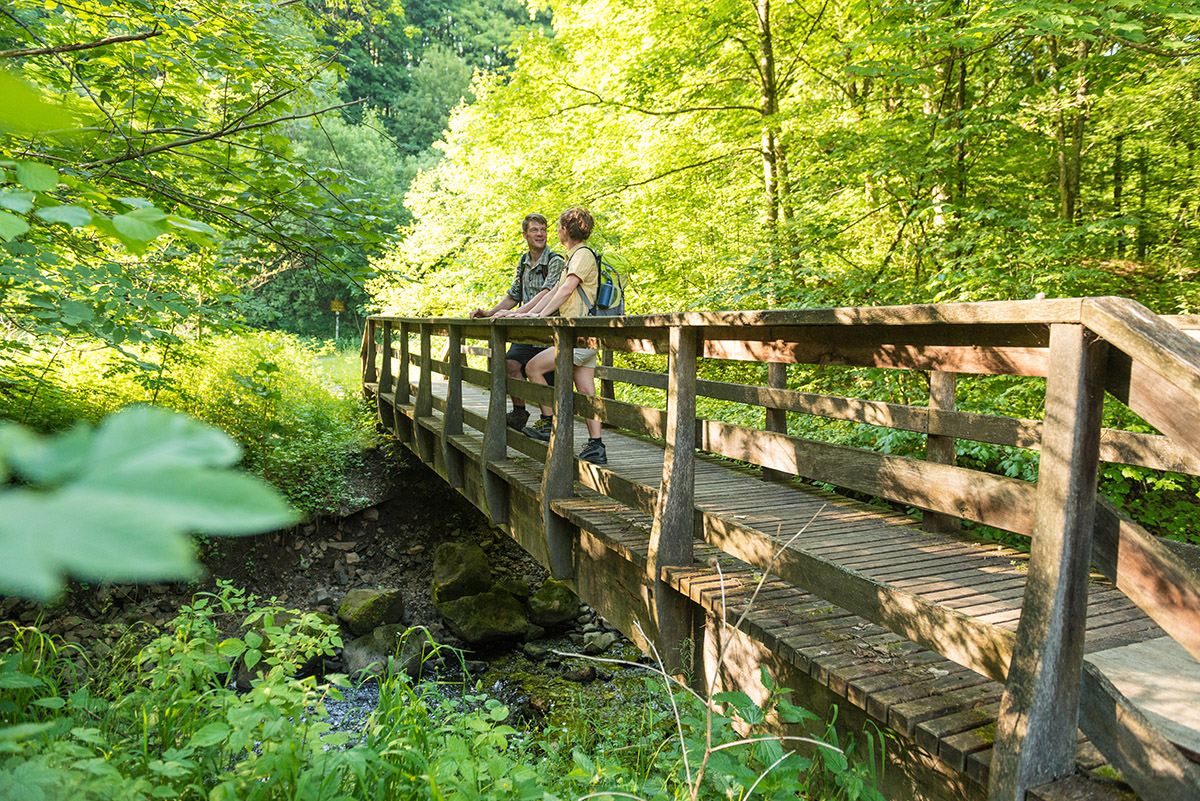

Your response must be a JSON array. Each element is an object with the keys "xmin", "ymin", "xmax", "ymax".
[{"xmin": 523, "ymin": 222, "xmax": 547, "ymax": 251}]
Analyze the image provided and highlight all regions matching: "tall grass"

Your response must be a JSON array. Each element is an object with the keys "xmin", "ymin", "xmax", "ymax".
[{"xmin": 0, "ymin": 583, "xmax": 887, "ymax": 800}]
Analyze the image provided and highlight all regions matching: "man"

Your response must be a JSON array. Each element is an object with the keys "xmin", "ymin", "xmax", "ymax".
[
  {"xmin": 470, "ymin": 213, "xmax": 565, "ymax": 431},
  {"xmin": 496, "ymin": 207, "xmax": 606, "ymax": 465}
]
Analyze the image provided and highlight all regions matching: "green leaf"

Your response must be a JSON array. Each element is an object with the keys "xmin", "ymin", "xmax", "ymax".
[
  {"xmin": 189, "ymin": 722, "xmax": 232, "ymax": 747},
  {"xmin": 0, "ymin": 408, "xmax": 297, "ymax": 600},
  {"xmin": 166, "ymin": 215, "xmax": 216, "ymax": 234},
  {"xmin": 70, "ymin": 727, "xmax": 107, "ymax": 745},
  {"xmin": 112, "ymin": 207, "xmax": 169, "ymax": 242},
  {"xmin": 36, "ymin": 205, "xmax": 92, "ymax": 227},
  {"xmin": 81, "ymin": 406, "xmax": 242, "ymax": 475},
  {"xmin": 0, "ymin": 673, "xmax": 44, "ymax": 689},
  {"xmin": 0, "ymin": 211, "xmax": 29, "ymax": 241},
  {"xmin": 0, "ymin": 192, "xmax": 35, "ymax": 214},
  {"xmin": 15, "ymin": 162, "xmax": 59, "ymax": 192},
  {"xmin": 31, "ymin": 696, "xmax": 65, "ymax": 709}
]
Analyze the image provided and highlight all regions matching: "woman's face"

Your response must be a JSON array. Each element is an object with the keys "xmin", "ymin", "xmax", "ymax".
[{"xmin": 557, "ymin": 222, "xmax": 568, "ymax": 246}]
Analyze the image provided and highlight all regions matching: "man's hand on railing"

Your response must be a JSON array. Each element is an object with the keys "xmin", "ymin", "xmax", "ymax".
[{"xmin": 468, "ymin": 308, "xmax": 491, "ymax": 319}]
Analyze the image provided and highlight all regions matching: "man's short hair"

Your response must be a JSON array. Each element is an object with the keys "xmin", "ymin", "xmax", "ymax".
[
  {"xmin": 558, "ymin": 207, "xmax": 593, "ymax": 241},
  {"xmin": 522, "ymin": 213, "xmax": 548, "ymax": 232}
]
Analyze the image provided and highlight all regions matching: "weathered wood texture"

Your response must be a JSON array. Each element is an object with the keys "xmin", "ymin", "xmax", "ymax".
[
  {"xmin": 989, "ymin": 325, "xmax": 1107, "ymax": 801},
  {"xmin": 763, "ymin": 361, "xmax": 789, "ymax": 483},
  {"xmin": 924, "ymin": 370, "xmax": 960, "ymax": 534},
  {"xmin": 543, "ymin": 330, "xmax": 577, "ymax": 579},
  {"xmin": 648, "ymin": 326, "xmax": 699, "ymax": 673},
  {"xmin": 366, "ymin": 297, "xmax": 1200, "ymax": 801}
]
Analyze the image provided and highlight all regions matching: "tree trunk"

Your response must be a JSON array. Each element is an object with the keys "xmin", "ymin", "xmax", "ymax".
[
  {"xmin": 1053, "ymin": 39, "xmax": 1090, "ymax": 223},
  {"xmin": 1114, "ymin": 133, "xmax": 1125, "ymax": 256},
  {"xmin": 1137, "ymin": 145, "xmax": 1149, "ymax": 260},
  {"xmin": 754, "ymin": 0, "xmax": 788, "ymax": 257}
]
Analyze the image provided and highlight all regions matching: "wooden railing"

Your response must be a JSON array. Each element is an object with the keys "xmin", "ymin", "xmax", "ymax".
[{"xmin": 362, "ymin": 298, "xmax": 1200, "ymax": 801}]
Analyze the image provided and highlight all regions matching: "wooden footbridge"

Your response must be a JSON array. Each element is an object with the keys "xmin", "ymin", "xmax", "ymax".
[{"xmin": 360, "ymin": 297, "xmax": 1200, "ymax": 801}]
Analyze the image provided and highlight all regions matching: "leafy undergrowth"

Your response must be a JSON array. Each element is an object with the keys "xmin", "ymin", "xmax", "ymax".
[
  {"xmin": 0, "ymin": 584, "xmax": 887, "ymax": 801},
  {"xmin": 0, "ymin": 331, "xmax": 376, "ymax": 517}
]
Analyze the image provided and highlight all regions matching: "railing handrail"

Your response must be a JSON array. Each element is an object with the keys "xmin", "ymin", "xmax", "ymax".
[{"xmin": 362, "ymin": 297, "xmax": 1200, "ymax": 801}]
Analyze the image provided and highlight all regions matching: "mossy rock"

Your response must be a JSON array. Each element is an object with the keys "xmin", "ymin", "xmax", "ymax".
[
  {"xmin": 344, "ymin": 624, "xmax": 440, "ymax": 678},
  {"xmin": 431, "ymin": 542, "xmax": 493, "ymax": 604},
  {"xmin": 526, "ymin": 579, "xmax": 579, "ymax": 627},
  {"xmin": 496, "ymin": 578, "xmax": 532, "ymax": 600},
  {"xmin": 338, "ymin": 588, "xmax": 406, "ymax": 637},
  {"xmin": 437, "ymin": 587, "xmax": 528, "ymax": 648}
]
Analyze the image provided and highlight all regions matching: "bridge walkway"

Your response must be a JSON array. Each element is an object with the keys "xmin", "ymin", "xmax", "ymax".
[
  {"xmin": 364, "ymin": 300, "xmax": 1200, "ymax": 801},
  {"xmin": 378, "ymin": 371, "xmax": 1182, "ymax": 793}
]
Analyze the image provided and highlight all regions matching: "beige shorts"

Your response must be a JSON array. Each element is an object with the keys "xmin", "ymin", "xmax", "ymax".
[{"xmin": 573, "ymin": 348, "xmax": 598, "ymax": 369}]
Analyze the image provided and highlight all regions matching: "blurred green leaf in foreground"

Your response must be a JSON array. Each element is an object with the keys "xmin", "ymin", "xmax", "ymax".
[{"xmin": 0, "ymin": 406, "xmax": 298, "ymax": 600}]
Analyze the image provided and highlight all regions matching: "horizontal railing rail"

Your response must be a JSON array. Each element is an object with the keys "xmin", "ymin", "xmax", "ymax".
[{"xmin": 362, "ymin": 298, "xmax": 1200, "ymax": 801}]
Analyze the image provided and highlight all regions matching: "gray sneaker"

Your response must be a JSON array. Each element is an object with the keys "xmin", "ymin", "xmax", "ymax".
[
  {"xmin": 505, "ymin": 406, "xmax": 530, "ymax": 432},
  {"xmin": 524, "ymin": 416, "xmax": 553, "ymax": 442},
  {"xmin": 578, "ymin": 439, "xmax": 607, "ymax": 465}
]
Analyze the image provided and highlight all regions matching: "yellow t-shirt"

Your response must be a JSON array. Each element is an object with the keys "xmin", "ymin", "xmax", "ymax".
[{"xmin": 555, "ymin": 244, "xmax": 598, "ymax": 318}]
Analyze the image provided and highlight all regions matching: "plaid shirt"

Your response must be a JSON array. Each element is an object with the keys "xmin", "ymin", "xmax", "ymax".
[{"xmin": 506, "ymin": 248, "xmax": 565, "ymax": 306}]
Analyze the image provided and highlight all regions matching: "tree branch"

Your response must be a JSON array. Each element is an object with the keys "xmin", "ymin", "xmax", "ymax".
[
  {"xmin": 0, "ymin": 29, "xmax": 162, "ymax": 59},
  {"xmin": 82, "ymin": 99, "xmax": 367, "ymax": 167},
  {"xmin": 585, "ymin": 148, "xmax": 760, "ymax": 203},
  {"xmin": 560, "ymin": 80, "xmax": 761, "ymax": 117},
  {"xmin": 1106, "ymin": 35, "xmax": 1200, "ymax": 58}
]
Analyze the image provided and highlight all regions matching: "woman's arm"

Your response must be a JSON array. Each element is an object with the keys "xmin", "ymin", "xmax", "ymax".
[{"xmin": 515, "ymin": 273, "xmax": 580, "ymax": 317}]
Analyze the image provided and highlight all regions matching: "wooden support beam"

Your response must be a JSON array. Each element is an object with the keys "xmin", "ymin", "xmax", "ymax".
[
  {"xmin": 989, "ymin": 324, "xmax": 1107, "ymax": 801},
  {"xmin": 1092, "ymin": 498, "xmax": 1200, "ymax": 663},
  {"xmin": 544, "ymin": 328, "xmax": 578, "ymax": 579},
  {"xmin": 481, "ymin": 326, "xmax": 509, "ymax": 524},
  {"xmin": 1077, "ymin": 661, "xmax": 1200, "ymax": 801},
  {"xmin": 698, "ymin": 418, "xmax": 1037, "ymax": 536},
  {"xmin": 924, "ymin": 371, "xmax": 960, "ymax": 534},
  {"xmin": 600, "ymin": 350, "xmax": 615, "ymax": 401},
  {"xmin": 763, "ymin": 362, "xmax": 789, "ymax": 483},
  {"xmin": 377, "ymin": 321, "xmax": 396, "ymax": 432},
  {"xmin": 443, "ymin": 324, "xmax": 465, "ymax": 488},
  {"xmin": 394, "ymin": 321, "xmax": 413, "ymax": 441},
  {"xmin": 362, "ymin": 319, "xmax": 377, "ymax": 385},
  {"xmin": 648, "ymin": 326, "xmax": 698, "ymax": 674},
  {"xmin": 415, "ymin": 324, "xmax": 435, "ymax": 462}
]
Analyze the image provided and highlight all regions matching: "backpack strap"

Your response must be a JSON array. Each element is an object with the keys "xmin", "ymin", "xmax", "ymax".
[{"xmin": 573, "ymin": 246, "xmax": 601, "ymax": 315}]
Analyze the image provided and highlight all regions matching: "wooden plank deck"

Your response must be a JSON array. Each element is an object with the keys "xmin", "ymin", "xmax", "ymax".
[{"xmin": 375, "ymin": 371, "xmax": 1199, "ymax": 797}]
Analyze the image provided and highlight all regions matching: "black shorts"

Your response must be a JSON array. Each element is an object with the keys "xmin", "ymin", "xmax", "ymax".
[{"xmin": 505, "ymin": 343, "xmax": 548, "ymax": 367}]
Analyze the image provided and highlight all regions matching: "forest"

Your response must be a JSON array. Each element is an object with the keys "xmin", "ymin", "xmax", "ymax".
[{"xmin": 2, "ymin": 0, "xmax": 1199, "ymax": 798}]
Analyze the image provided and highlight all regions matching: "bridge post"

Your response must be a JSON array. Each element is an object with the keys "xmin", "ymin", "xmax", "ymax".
[
  {"xmin": 395, "ymin": 321, "xmax": 413, "ymax": 441},
  {"xmin": 377, "ymin": 321, "xmax": 396, "ymax": 432},
  {"xmin": 543, "ymin": 326, "xmax": 577, "ymax": 579},
  {"xmin": 443, "ymin": 323, "xmax": 465, "ymax": 488},
  {"xmin": 648, "ymin": 325, "xmax": 698, "ymax": 675},
  {"xmin": 600, "ymin": 350, "xmax": 614, "ymax": 401},
  {"xmin": 763, "ymin": 362, "xmax": 789, "ymax": 482},
  {"xmin": 415, "ymin": 323, "xmax": 435, "ymax": 462},
  {"xmin": 988, "ymin": 324, "xmax": 1107, "ymax": 801},
  {"xmin": 362, "ymin": 319, "xmax": 377, "ymax": 386},
  {"xmin": 923, "ymin": 370, "xmax": 960, "ymax": 534},
  {"xmin": 481, "ymin": 325, "xmax": 509, "ymax": 524}
]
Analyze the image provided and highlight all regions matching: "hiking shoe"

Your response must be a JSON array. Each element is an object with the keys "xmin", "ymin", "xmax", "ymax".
[
  {"xmin": 578, "ymin": 440, "xmax": 607, "ymax": 465},
  {"xmin": 505, "ymin": 406, "xmax": 530, "ymax": 432},
  {"xmin": 524, "ymin": 416, "xmax": 553, "ymax": 442}
]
